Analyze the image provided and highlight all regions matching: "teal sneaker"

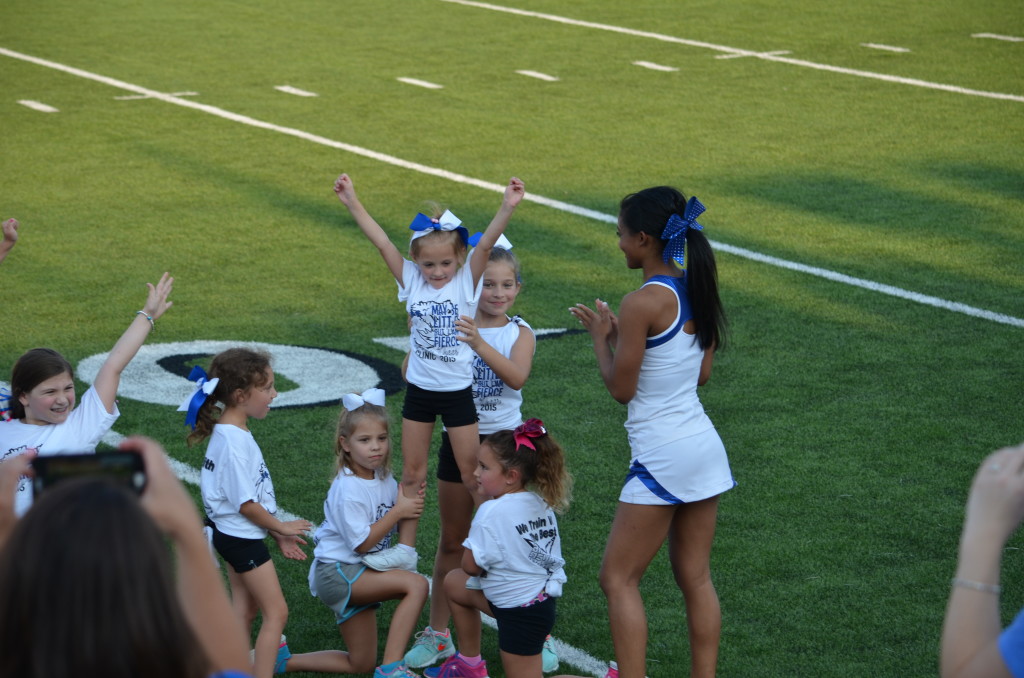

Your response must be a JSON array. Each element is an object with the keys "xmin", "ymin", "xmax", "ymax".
[
  {"xmin": 404, "ymin": 626, "xmax": 456, "ymax": 669},
  {"xmin": 542, "ymin": 635, "xmax": 558, "ymax": 672}
]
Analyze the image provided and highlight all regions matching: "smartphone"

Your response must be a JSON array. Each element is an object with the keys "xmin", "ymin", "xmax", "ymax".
[{"xmin": 31, "ymin": 452, "xmax": 147, "ymax": 497}]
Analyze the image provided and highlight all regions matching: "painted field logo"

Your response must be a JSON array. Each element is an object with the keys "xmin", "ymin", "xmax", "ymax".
[{"xmin": 75, "ymin": 341, "xmax": 403, "ymax": 409}]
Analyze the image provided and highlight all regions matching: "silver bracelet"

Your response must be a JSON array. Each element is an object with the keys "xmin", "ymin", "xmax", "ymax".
[
  {"xmin": 951, "ymin": 577, "xmax": 1002, "ymax": 595},
  {"xmin": 135, "ymin": 310, "xmax": 154, "ymax": 329}
]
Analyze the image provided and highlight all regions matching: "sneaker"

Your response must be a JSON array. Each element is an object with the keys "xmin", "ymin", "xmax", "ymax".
[
  {"xmin": 362, "ymin": 545, "xmax": 419, "ymax": 572},
  {"xmin": 465, "ymin": 576, "xmax": 483, "ymax": 590},
  {"xmin": 404, "ymin": 627, "xmax": 456, "ymax": 668},
  {"xmin": 605, "ymin": 661, "xmax": 619, "ymax": 678},
  {"xmin": 274, "ymin": 635, "xmax": 291, "ymax": 674},
  {"xmin": 375, "ymin": 662, "xmax": 421, "ymax": 678},
  {"xmin": 542, "ymin": 635, "xmax": 558, "ymax": 673},
  {"xmin": 433, "ymin": 653, "xmax": 489, "ymax": 678}
]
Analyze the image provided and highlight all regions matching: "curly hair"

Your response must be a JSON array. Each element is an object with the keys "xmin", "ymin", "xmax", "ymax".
[{"xmin": 484, "ymin": 427, "xmax": 572, "ymax": 512}]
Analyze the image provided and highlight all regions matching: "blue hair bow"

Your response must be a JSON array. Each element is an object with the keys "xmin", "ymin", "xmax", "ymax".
[
  {"xmin": 467, "ymin": 232, "xmax": 513, "ymax": 250},
  {"xmin": 409, "ymin": 209, "xmax": 468, "ymax": 245},
  {"xmin": 662, "ymin": 196, "xmax": 706, "ymax": 270},
  {"xmin": 0, "ymin": 387, "xmax": 11, "ymax": 422},
  {"xmin": 176, "ymin": 366, "xmax": 220, "ymax": 430}
]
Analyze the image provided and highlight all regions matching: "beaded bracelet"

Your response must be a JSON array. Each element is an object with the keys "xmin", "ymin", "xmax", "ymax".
[
  {"xmin": 135, "ymin": 310, "xmax": 154, "ymax": 329},
  {"xmin": 951, "ymin": 577, "xmax": 1001, "ymax": 595}
]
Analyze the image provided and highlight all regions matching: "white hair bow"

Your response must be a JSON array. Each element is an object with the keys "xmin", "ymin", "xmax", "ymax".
[
  {"xmin": 177, "ymin": 366, "xmax": 220, "ymax": 429},
  {"xmin": 409, "ymin": 210, "xmax": 469, "ymax": 244},
  {"xmin": 342, "ymin": 387, "xmax": 386, "ymax": 411}
]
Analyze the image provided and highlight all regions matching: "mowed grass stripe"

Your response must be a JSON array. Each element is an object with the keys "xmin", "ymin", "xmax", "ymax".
[{"xmin": 2, "ymin": 45, "xmax": 1018, "ymax": 331}]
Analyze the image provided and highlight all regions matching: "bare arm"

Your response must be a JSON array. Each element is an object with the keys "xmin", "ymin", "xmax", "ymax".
[
  {"xmin": 469, "ymin": 177, "xmax": 525, "ymax": 284},
  {"xmin": 239, "ymin": 501, "xmax": 313, "ymax": 536},
  {"xmin": 124, "ymin": 437, "xmax": 250, "ymax": 674},
  {"xmin": 93, "ymin": 273, "xmax": 174, "ymax": 414},
  {"xmin": 460, "ymin": 546, "xmax": 484, "ymax": 576},
  {"xmin": 941, "ymin": 443, "xmax": 1024, "ymax": 678},
  {"xmin": 0, "ymin": 218, "xmax": 19, "ymax": 265},
  {"xmin": 333, "ymin": 173, "xmax": 406, "ymax": 284},
  {"xmin": 455, "ymin": 317, "xmax": 535, "ymax": 390},
  {"xmin": 571, "ymin": 292, "xmax": 650, "ymax": 404},
  {"xmin": 698, "ymin": 343, "xmax": 716, "ymax": 386},
  {"xmin": 354, "ymin": 481, "xmax": 425, "ymax": 553}
]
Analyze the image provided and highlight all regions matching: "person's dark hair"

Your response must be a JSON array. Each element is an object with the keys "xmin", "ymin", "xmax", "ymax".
[
  {"xmin": 187, "ymin": 347, "xmax": 272, "ymax": 446},
  {"xmin": 0, "ymin": 478, "xmax": 210, "ymax": 678},
  {"xmin": 619, "ymin": 186, "xmax": 727, "ymax": 351},
  {"xmin": 9, "ymin": 348, "xmax": 75, "ymax": 420}
]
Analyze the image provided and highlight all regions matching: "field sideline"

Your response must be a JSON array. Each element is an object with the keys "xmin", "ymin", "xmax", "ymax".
[{"xmin": 2, "ymin": 0, "xmax": 1022, "ymax": 676}]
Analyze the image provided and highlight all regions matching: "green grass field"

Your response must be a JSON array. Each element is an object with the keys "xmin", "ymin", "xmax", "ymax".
[{"xmin": 2, "ymin": 1, "xmax": 1023, "ymax": 676}]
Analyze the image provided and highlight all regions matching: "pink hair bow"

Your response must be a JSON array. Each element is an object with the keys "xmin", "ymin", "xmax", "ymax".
[{"xmin": 514, "ymin": 418, "xmax": 547, "ymax": 451}]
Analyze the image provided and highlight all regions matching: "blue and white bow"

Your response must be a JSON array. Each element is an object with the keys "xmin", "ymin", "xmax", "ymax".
[
  {"xmin": 662, "ymin": 196, "xmax": 706, "ymax": 270},
  {"xmin": 0, "ymin": 387, "xmax": 11, "ymax": 422},
  {"xmin": 177, "ymin": 366, "xmax": 220, "ymax": 430},
  {"xmin": 342, "ymin": 387, "xmax": 386, "ymax": 411},
  {"xmin": 467, "ymin": 232, "xmax": 513, "ymax": 250},
  {"xmin": 409, "ymin": 209, "xmax": 469, "ymax": 245}
]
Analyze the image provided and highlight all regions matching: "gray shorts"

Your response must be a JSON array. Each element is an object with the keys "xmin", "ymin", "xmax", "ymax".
[{"xmin": 312, "ymin": 559, "xmax": 381, "ymax": 624}]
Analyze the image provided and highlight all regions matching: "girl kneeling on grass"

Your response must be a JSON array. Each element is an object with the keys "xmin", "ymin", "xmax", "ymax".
[
  {"xmin": 1, "ymin": 272, "xmax": 173, "ymax": 515},
  {"xmin": 430, "ymin": 421, "xmax": 585, "ymax": 678},
  {"xmin": 280, "ymin": 389, "xmax": 428, "ymax": 678},
  {"xmin": 187, "ymin": 348, "xmax": 314, "ymax": 678}
]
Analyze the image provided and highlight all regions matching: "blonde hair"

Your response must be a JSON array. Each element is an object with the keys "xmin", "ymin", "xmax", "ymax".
[
  {"xmin": 409, "ymin": 229, "xmax": 467, "ymax": 262},
  {"xmin": 334, "ymin": 404, "xmax": 392, "ymax": 477},
  {"xmin": 484, "ymin": 426, "xmax": 572, "ymax": 512}
]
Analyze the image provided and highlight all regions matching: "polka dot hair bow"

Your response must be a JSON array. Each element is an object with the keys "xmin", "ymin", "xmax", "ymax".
[
  {"xmin": 662, "ymin": 196, "xmax": 706, "ymax": 270},
  {"xmin": 177, "ymin": 366, "xmax": 220, "ymax": 430},
  {"xmin": 409, "ymin": 209, "xmax": 469, "ymax": 245},
  {"xmin": 513, "ymin": 418, "xmax": 547, "ymax": 451},
  {"xmin": 342, "ymin": 388, "xmax": 386, "ymax": 411}
]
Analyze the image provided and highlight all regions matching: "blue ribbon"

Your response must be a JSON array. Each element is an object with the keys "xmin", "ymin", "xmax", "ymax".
[
  {"xmin": 0, "ymin": 387, "xmax": 11, "ymax": 422},
  {"xmin": 662, "ymin": 196, "xmax": 706, "ymax": 270},
  {"xmin": 178, "ymin": 366, "xmax": 220, "ymax": 430},
  {"xmin": 409, "ymin": 209, "xmax": 469, "ymax": 245}
]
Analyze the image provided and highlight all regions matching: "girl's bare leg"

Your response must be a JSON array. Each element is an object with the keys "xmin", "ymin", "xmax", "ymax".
[
  {"xmin": 668, "ymin": 496, "xmax": 721, "ymax": 678},
  {"xmin": 350, "ymin": 569, "xmax": 430, "ymax": 664},
  {"xmin": 443, "ymin": 568, "xmax": 488, "ymax": 657},
  {"xmin": 599, "ymin": 503, "xmax": 674, "ymax": 678},
  {"xmin": 239, "ymin": 561, "xmax": 289, "ymax": 678},
  {"xmin": 398, "ymin": 418, "xmax": 434, "ymax": 546},
  {"xmin": 431, "ymin": 478, "xmax": 474, "ymax": 630},
  {"xmin": 446, "ymin": 423, "xmax": 484, "ymax": 507}
]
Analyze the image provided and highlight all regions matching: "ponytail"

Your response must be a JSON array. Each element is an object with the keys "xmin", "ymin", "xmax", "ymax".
[
  {"xmin": 619, "ymin": 186, "xmax": 727, "ymax": 352},
  {"xmin": 485, "ymin": 421, "xmax": 573, "ymax": 512},
  {"xmin": 185, "ymin": 348, "xmax": 272, "ymax": 446},
  {"xmin": 685, "ymin": 228, "xmax": 726, "ymax": 351}
]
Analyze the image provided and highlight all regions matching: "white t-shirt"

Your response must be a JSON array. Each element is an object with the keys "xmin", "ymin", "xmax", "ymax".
[
  {"xmin": 464, "ymin": 491, "xmax": 567, "ymax": 608},
  {"xmin": 311, "ymin": 466, "xmax": 398, "ymax": 566},
  {"xmin": 0, "ymin": 385, "xmax": 119, "ymax": 516},
  {"xmin": 398, "ymin": 249, "xmax": 482, "ymax": 392},
  {"xmin": 200, "ymin": 424, "xmax": 278, "ymax": 539},
  {"xmin": 472, "ymin": 316, "xmax": 533, "ymax": 434}
]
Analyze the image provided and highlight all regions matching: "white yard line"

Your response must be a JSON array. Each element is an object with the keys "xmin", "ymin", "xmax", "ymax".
[
  {"xmin": 972, "ymin": 33, "xmax": 1024, "ymax": 42},
  {"xmin": 516, "ymin": 69, "xmax": 560, "ymax": 81},
  {"xmin": 17, "ymin": 99, "xmax": 58, "ymax": 112},
  {"xmin": 275, "ymin": 85, "xmax": 319, "ymax": 97},
  {"xmin": 437, "ymin": 0, "xmax": 1024, "ymax": 103},
  {"xmin": 397, "ymin": 77, "xmax": 444, "ymax": 89},
  {"xmin": 632, "ymin": 60, "xmax": 678, "ymax": 72},
  {"xmin": 861, "ymin": 43, "xmax": 911, "ymax": 53},
  {"xmin": 1, "ymin": 46, "xmax": 1020, "ymax": 330}
]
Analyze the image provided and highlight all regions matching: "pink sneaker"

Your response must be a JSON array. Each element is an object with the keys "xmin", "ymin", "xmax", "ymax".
[
  {"xmin": 605, "ymin": 661, "xmax": 619, "ymax": 678},
  {"xmin": 435, "ymin": 653, "xmax": 489, "ymax": 678}
]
